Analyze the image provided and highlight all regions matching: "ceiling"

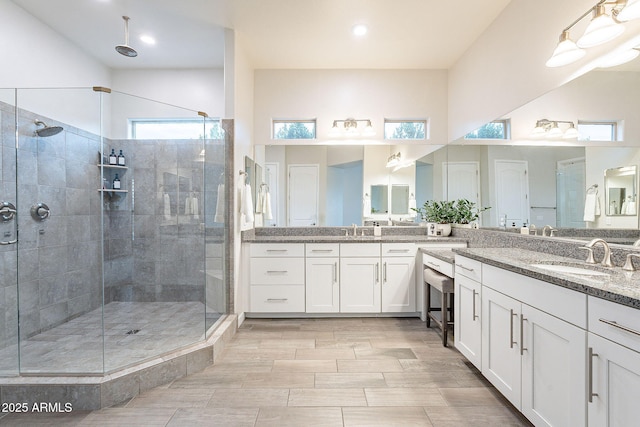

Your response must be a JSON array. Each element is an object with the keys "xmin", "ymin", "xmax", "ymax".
[{"xmin": 10, "ymin": 0, "xmax": 512, "ymax": 70}]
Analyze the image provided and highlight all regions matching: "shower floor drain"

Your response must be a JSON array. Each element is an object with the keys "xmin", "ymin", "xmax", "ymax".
[{"xmin": 125, "ymin": 329, "xmax": 141, "ymax": 335}]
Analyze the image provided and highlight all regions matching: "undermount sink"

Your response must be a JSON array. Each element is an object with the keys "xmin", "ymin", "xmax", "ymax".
[{"xmin": 530, "ymin": 263, "xmax": 611, "ymax": 277}]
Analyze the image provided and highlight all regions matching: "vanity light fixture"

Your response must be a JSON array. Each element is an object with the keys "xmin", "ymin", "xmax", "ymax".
[
  {"xmin": 532, "ymin": 119, "xmax": 579, "ymax": 139},
  {"xmin": 386, "ymin": 152, "xmax": 401, "ymax": 168},
  {"xmin": 546, "ymin": 0, "xmax": 639, "ymax": 68},
  {"xmin": 597, "ymin": 47, "xmax": 640, "ymax": 67},
  {"xmin": 329, "ymin": 118, "xmax": 375, "ymax": 137}
]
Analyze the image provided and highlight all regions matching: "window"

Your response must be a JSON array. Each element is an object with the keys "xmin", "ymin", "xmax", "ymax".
[
  {"xmin": 272, "ymin": 120, "xmax": 316, "ymax": 139},
  {"xmin": 130, "ymin": 118, "xmax": 222, "ymax": 140},
  {"xmin": 465, "ymin": 120, "xmax": 510, "ymax": 139},
  {"xmin": 384, "ymin": 119, "xmax": 427, "ymax": 140},
  {"xmin": 577, "ymin": 122, "xmax": 617, "ymax": 141}
]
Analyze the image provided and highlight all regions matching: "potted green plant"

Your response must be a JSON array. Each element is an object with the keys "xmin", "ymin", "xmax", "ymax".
[
  {"xmin": 412, "ymin": 200, "xmax": 456, "ymax": 236},
  {"xmin": 453, "ymin": 199, "xmax": 491, "ymax": 226}
]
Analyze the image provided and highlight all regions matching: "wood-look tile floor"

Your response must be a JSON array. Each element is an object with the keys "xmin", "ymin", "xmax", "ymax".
[{"xmin": 0, "ymin": 318, "xmax": 533, "ymax": 426}]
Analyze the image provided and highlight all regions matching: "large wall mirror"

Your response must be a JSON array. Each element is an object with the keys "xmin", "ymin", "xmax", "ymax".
[
  {"xmin": 605, "ymin": 166, "xmax": 637, "ymax": 216},
  {"xmin": 253, "ymin": 66, "xmax": 640, "ymax": 230}
]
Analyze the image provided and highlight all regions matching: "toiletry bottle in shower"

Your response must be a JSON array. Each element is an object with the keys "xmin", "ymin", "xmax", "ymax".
[
  {"xmin": 109, "ymin": 149, "xmax": 117, "ymax": 165},
  {"xmin": 113, "ymin": 174, "xmax": 121, "ymax": 190},
  {"xmin": 118, "ymin": 149, "xmax": 126, "ymax": 166}
]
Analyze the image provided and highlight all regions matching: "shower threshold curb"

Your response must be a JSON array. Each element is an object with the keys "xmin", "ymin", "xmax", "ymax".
[{"xmin": 0, "ymin": 314, "xmax": 238, "ymax": 410}]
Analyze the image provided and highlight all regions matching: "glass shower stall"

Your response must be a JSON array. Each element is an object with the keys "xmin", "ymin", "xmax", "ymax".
[{"xmin": 0, "ymin": 87, "xmax": 228, "ymax": 375}]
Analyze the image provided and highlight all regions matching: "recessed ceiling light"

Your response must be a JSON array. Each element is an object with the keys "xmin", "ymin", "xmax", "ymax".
[
  {"xmin": 140, "ymin": 35, "xmax": 156, "ymax": 45},
  {"xmin": 352, "ymin": 24, "xmax": 368, "ymax": 37}
]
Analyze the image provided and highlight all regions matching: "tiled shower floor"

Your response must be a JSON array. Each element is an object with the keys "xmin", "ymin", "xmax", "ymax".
[{"xmin": 0, "ymin": 302, "xmax": 209, "ymax": 374}]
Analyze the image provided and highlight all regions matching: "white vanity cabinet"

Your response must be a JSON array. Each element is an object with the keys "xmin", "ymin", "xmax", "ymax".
[
  {"xmin": 482, "ymin": 265, "xmax": 587, "ymax": 427},
  {"xmin": 588, "ymin": 297, "xmax": 640, "ymax": 427},
  {"xmin": 305, "ymin": 244, "xmax": 340, "ymax": 313},
  {"xmin": 454, "ymin": 255, "xmax": 482, "ymax": 368},
  {"xmin": 340, "ymin": 243, "xmax": 381, "ymax": 313},
  {"xmin": 249, "ymin": 243, "xmax": 305, "ymax": 312},
  {"xmin": 381, "ymin": 244, "xmax": 416, "ymax": 313}
]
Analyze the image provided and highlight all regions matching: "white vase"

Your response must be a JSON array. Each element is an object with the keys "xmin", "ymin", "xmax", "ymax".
[{"xmin": 436, "ymin": 223, "xmax": 451, "ymax": 237}]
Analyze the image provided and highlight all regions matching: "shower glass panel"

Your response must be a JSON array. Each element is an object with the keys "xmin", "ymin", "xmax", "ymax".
[
  {"xmin": 15, "ymin": 88, "xmax": 104, "ymax": 374},
  {"xmin": 0, "ymin": 87, "xmax": 227, "ymax": 376},
  {"xmin": 0, "ymin": 89, "xmax": 19, "ymax": 376}
]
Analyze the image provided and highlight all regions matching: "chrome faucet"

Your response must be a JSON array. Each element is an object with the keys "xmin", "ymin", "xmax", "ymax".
[
  {"xmin": 633, "ymin": 239, "xmax": 640, "ymax": 247},
  {"xmin": 584, "ymin": 238, "xmax": 614, "ymax": 267},
  {"xmin": 541, "ymin": 225, "xmax": 557, "ymax": 237},
  {"xmin": 623, "ymin": 253, "xmax": 640, "ymax": 271},
  {"xmin": 351, "ymin": 223, "xmax": 357, "ymax": 236}
]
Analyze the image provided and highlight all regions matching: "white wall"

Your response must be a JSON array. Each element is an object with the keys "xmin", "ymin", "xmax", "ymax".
[
  {"xmin": 449, "ymin": 0, "xmax": 640, "ymax": 141},
  {"xmin": 253, "ymin": 69, "xmax": 448, "ymax": 149}
]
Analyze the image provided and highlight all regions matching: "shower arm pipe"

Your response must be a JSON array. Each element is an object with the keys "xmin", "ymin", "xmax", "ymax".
[{"xmin": 123, "ymin": 16, "xmax": 131, "ymax": 45}]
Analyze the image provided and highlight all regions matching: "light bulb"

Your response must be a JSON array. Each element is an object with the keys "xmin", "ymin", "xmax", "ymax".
[
  {"xmin": 546, "ymin": 31, "xmax": 586, "ymax": 67},
  {"xmin": 577, "ymin": 5, "xmax": 624, "ymax": 48}
]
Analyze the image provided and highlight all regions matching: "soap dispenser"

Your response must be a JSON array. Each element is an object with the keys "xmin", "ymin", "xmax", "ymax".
[{"xmin": 520, "ymin": 221, "xmax": 529, "ymax": 235}]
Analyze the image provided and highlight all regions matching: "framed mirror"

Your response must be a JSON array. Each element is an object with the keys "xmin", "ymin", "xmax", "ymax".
[
  {"xmin": 605, "ymin": 166, "xmax": 637, "ymax": 216},
  {"xmin": 371, "ymin": 185, "xmax": 389, "ymax": 214},
  {"xmin": 244, "ymin": 155, "xmax": 256, "ymax": 207},
  {"xmin": 391, "ymin": 184, "xmax": 409, "ymax": 214}
]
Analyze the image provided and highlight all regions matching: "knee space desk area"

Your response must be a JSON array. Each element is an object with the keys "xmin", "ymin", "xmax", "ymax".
[{"xmin": 421, "ymin": 249, "xmax": 456, "ymax": 346}]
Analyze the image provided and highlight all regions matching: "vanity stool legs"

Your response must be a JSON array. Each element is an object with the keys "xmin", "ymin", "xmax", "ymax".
[{"xmin": 423, "ymin": 268, "xmax": 455, "ymax": 347}]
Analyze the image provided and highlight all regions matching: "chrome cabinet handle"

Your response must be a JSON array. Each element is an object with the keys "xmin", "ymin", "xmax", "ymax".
[
  {"xmin": 266, "ymin": 298, "xmax": 288, "ymax": 302},
  {"xmin": 472, "ymin": 289, "xmax": 479, "ymax": 321},
  {"xmin": 520, "ymin": 314, "xmax": 527, "ymax": 356},
  {"xmin": 388, "ymin": 249, "xmax": 410, "ymax": 253},
  {"xmin": 311, "ymin": 249, "xmax": 333, "ymax": 253},
  {"xmin": 383, "ymin": 262, "xmax": 387, "ymax": 283},
  {"xmin": 375, "ymin": 262, "xmax": 379, "ymax": 283},
  {"xmin": 599, "ymin": 318, "xmax": 640, "ymax": 337},
  {"xmin": 510, "ymin": 309, "xmax": 517, "ymax": 349},
  {"xmin": 588, "ymin": 347, "xmax": 598, "ymax": 403},
  {"xmin": 333, "ymin": 262, "xmax": 337, "ymax": 283},
  {"xmin": 266, "ymin": 270, "xmax": 288, "ymax": 274},
  {"xmin": 426, "ymin": 261, "xmax": 441, "ymax": 269},
  {"xmin": 457, "ymin": 264, "xmax": 474, "ymax": 272}
]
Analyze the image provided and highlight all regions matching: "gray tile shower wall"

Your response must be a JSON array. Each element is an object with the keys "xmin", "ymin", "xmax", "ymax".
[{"xmin": 0, "ymin": 102, "xmax": 104, "ymax": 341}]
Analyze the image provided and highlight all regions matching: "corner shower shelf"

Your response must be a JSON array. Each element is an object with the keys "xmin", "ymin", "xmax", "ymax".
[{"xmin": 97, "ymin": 164, "xmax": 128, "ymax": 170}]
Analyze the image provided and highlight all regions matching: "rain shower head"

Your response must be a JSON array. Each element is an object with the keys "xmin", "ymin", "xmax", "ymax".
[
  {"xmin": 34, "ymin": 120, "xmax": 63, "ymax": 137},
  {"xmin": 115, "ymin": 16, "xmax": 138, "ymax": 57}
]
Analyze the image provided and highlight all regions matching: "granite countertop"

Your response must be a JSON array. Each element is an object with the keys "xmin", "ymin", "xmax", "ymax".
[
  {"xmin": 421, "ymin": 248, "xmax": 456, "ymax": 264},
  {"xmin": 454, "ymin": 248, "xmax": 640, "ymax": 309},
  {"xmin": 246, "ymin": 235, "xmax": 467, "ymax": 244}
]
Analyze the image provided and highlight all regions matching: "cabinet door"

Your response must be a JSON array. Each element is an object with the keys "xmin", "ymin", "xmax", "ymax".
[
  {"xmin": 589, "ymin": 333, "xmax": 640, "ymax": 427},
  {"xmin": 306, "ymin": 258, "xmax": 339, "ymax": 313},
  {"xmin": 381, "ymin": 256, "xmax": 415, "ymax": 313},
  {"xmin": 521, "ymin": 304, "xmax": 587, "ymax": 427},
  {"xmin": 454, "ymin": 274, "xmax": 481, "ymax": 368},
  {"xmin": 340, "ymin": 257, "xmax": 380, "ymax": 313},
  {"xmin": 482, "ymin": 287, "xmax": 522, "ymax": 409}
]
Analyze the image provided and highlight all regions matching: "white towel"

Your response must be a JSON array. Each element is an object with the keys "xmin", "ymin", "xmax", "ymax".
[
  {"xmin": 263, "ymin": 192, "xmax": 273, "ymax": 221},
  {"xmin": 184, "ymin": 196, "xmax": 192, "ymax": 215},
  {"xmin": 191, "ymin": 196, "xmax": 199, "ymax": 220},
  {"xmin": 621, "ymin": 200, "xmax": 628, "ymax": 215},
  {"xmin": 214, "ymin": 184, "xmax": 225, "ymax": 223},
  {"xmin": 163, "ymin": 193, "xmax": 171, "ymax": 220},
  {"xmin": 583, "ymin": 192, "xmax": 600, "ymax": 222},
  {"xmin": 242, "ymin": 184, "xmax": 254, "ymax": 223},
  {"xmin": 626, "ymin": 199, "xmax": 636, "ymax": 215},
  {"xmin": 363, "ymin": 195, "xmax": 371, "ymax": 217},
  {"xmin": 255, "ymin": 187, "xmax": 264, "ymax": 214},
  {"xmin": 409, "ymin": 198, "xmax": 417, "ymax": 217}
]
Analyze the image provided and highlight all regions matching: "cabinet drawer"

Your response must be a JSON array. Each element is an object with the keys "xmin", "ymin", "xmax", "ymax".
[
  {"xmin": 250, "ymin": 243, "xmax": 304, "ymax": 257},
  {"xmin": 455, "ymin": 255, "xmax": 482, "ymax": 282},
  {"xmin": 250, "ymin": 285, "xmax": 305, "ymax": 312},
  {"xmin": 340, "ymin": 243, "xmax": 380, "ymax": 257},
  {"xmin": 423, "ymin": 253, "xmax": 453, "ymax": 277},
  {"xmin": 250, "ymin": 258, "xmax": 305, "ymax": 285},
  {"xmin": 589, "ymin": 296, "xmax": 640, "ymax": 352},
  {"xmin": 382, "ymin": 243, "xmax": 416, "ymax": 257},
  {"xmin": 306, "ymin": 243, "xmax": 340, "ymax": 257}
]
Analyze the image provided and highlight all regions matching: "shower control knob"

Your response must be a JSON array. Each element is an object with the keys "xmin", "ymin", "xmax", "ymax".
[{"xmin": 31, "ymin": 203, "xmax": 50, "ymax": 221}]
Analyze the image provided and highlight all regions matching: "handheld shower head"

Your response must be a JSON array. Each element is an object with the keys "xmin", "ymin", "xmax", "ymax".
[
  {"xmin": 115, "ymin": 16, "xmax": 138, "ymax": 57},
  {"xmin": 34, "ymin": 120, "xmax": 63, "ymax": 137}
]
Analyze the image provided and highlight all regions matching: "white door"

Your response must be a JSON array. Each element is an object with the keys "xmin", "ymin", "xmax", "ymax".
[
  {"xmin": 340, "ymin": 257, "xmax": 380, "ymax": 313},
  {"xmin": 306, "ymin": 258, "xmax": 339, "ymax": 313},
  {"xmin": 589, "ymin": 333, "xmax": 640, "ymax": 427},
  {"xmin": 454, "ymin": 275, "xmax": 482, "ymax": 368},
  {"xmin": 521, "ymin": 304, "xmax": 587, "ymax": 427},
  {"xmin": 443, "ymin": 162, "xmax": 480, "ymax": 204},
  {"xmin": 556, "ymin": 157, "xmax": 586, "ymax": 228},
  {"xmin": 264, "ymin": 162, "xmax": 279, "ymax": 226},
  {"xmin": 482, "ymin": 286, "xmax": 522, "ymax": 410},
  {"xmin": 288, "ymin": 164, "xmax": 319, "ymax": 226},
  {"xmin": 495, "ymin": 160, "xmax": 529, "ymax": 227},
  {"xmin": 381, "ymin": 256, "xmax": 415, "ymax": 312}
]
